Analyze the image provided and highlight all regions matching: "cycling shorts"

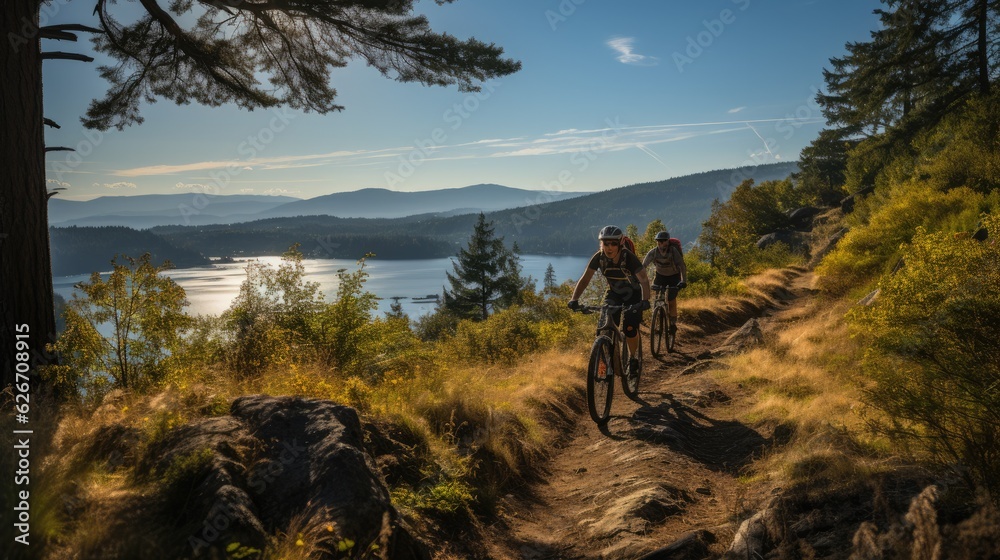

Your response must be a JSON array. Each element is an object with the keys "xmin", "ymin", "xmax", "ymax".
[{"xmin": 652, "ymin": 273, "xmax": 682, "ymax": 301}]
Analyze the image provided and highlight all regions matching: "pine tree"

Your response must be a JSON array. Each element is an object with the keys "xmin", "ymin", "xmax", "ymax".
[
  {"xmin": 543, "ymin": 264, "xmax": 557, "ymax": 293},
  {"xmin": 443, "ymin": 213, "xmax": 526, "ymax": 320},
  {"xmin": 1, "ymin": 0, "xmax": 520, "ymax": 391}
]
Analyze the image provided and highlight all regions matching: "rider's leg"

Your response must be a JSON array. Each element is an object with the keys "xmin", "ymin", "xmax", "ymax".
[
  {"xmin": 623, "ymin": 308, "xmax": 641, "ymax": 359},
  {"xmin": 665, "ymin": 273, "xmax": 681, "ymax": 331}
]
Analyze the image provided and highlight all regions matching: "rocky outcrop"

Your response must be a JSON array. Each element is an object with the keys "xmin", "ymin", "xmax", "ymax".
[
  {"xmin": 756, "ymin": 230, "xmax": 810, "ymax": 254},
  {"xmin": 140, "ymin": 395, "xmax": 430, "ymax": 559},
  {"xmin": 786, "ymin": 206, "xmax": 822, "ymax": 230},
  {"xmin": 709, "ymin": 318, "xmax": 764, "ymax": 357},
  {"xmin": 840, "ymin": 184, "xmax": 875, "ymax": 214}
]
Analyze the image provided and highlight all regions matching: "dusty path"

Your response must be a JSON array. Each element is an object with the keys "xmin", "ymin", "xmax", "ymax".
[{"xmin": 494, "ymin": 269, "xmax": 818, "ymax": 559}]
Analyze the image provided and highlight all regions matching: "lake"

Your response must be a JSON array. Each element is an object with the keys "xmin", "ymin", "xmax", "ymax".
[{"xmin": 53, "ymin": 254, "xmax": 593, "ymax": 319}]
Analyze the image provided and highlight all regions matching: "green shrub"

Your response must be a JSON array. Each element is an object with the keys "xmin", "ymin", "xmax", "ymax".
[
  {"xmin": 849, "ymin": 216, "xmax": 1000, "ymax": 498},
  {"xmin": 817, "ymin": 184, "xmax": 997, "ymax": 294},
  {"xmin": 453, "ymin": 306, "xmax": 539, "ymax": 364}
]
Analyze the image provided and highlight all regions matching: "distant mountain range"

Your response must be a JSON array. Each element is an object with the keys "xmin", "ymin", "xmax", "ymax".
[
  {"xmin": 48, "ymin": 184, "xmax": 590, "ymax": 228},
  {"xmin": 50, "ymin": 163, "xmax": 800, "ymax": 275}
]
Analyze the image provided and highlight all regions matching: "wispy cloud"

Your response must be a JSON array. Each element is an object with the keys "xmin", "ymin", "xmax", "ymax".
[
  {"xmin": 94, "ymin": 181, "xmax": 136, "ymax": 189},
  {"xmin": 47, "ymin": 179, "xmax": 71, "ymax": 188},
  {"xmin": 607, "ymin": 37, "xmax": 659, "ymax": 66},
  {"xmin": 728, "ymin": 106, "xmax": 747, "ymax": 114},
  {"xmin": 111, "ymin": 116, "xmax": 821, "ymax": 178},
  {"xmin": 174, "ymin": 182, "xmax": 212, "ymax": 191}
]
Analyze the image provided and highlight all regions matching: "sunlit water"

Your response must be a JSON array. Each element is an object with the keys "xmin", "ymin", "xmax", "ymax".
[{"xmin": 53, "ymin": 254, "xmax": 592, "ymax": 319}]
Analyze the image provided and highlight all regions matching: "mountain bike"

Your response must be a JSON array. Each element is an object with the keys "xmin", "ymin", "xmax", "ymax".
[
  {"xmin": 649, "ymin": 284, "xmax": 679, "ymax": 357},
  {"xmin": 572, "ymin": 303, "xmax": 643, "ymax": 425}
]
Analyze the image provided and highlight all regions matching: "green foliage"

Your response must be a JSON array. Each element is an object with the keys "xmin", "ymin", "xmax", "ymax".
[
  {"xmin": 453, "ymin": 306, "xmax": 540, "ymax": 365},
  {"xmin": 160, "ymin": 448, "xmax": 214, "ymax": 490},
  {"xmin": 849, "ymin": 217, "xmax": 1000, "ymax": 496},
  {"xmin": 86, "ymin": 0, "xmax": 520, "ymax": 131},
  {"xmin": 315, "ymin": 257, "xmax": 379, "ymax": 370},
  {"xmin": 444, "ymin": 213, "xmax": 527, "ymax": 320},
  {"xmin": 47, "ymin": 253, "xmax": 192, "ymax": 399},
  {"xmin": 391, "ymin": 478, "xmax": 476, "ymax": 517},
  {"xmin": 681, "ymin": 247, "xmax": 747, "ymax": 298},
  {"xmin": 699, "ymin": 178, "xmax": 808, "ymax": 276},
  {"xmin": 817, "ymin": 184, "xmax": 998, "ymax": 294}
]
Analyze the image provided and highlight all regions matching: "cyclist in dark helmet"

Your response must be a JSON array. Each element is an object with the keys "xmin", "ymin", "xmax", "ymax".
[
  {"xmin": 568, "ymin": 225, "xmax": 651, "ymax": 377},
  {"xmin": 643, "ymin": 231, "xmax": 688, "ymax": 334}
]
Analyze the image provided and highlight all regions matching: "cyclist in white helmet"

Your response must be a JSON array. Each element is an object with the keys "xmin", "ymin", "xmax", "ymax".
[
  {"xmin": 568, "ymin": 225, "xmax": 651, "ymax": 377},
  {"xmin": 643, "ymin": 230, "xmax": 688, "ymax": 334}
]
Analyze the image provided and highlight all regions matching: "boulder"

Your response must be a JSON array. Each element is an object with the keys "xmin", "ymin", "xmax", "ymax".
[
  {"xmin": 755, "ymin": 230, "xmax": 809, "ymax": 253},
  {"xmin": 143, "ymin": 396, "xmax": 430, "ymax": 559},
  {"xmin": 840, "ymin": 184, "xmax": 875, "ymax": 214},
  {"xmin": 785, "ymin": 206, "xmax": 822, "ymax": 230},
  {"xmin": 710, "ymin": 318, "xmax": 764, "ymax": 357},
  {"xmin": 638, "ymin": 529, "xmax": 717, "ymax": 560}
]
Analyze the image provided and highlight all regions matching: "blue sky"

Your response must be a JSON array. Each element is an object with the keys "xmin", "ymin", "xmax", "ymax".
[{"xmin": 43, "ymin": 0, "xmax": 882, "ymax": 201}]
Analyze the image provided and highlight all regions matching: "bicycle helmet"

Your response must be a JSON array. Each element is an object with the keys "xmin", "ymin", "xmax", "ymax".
[
  {"xmin": 654, "ymin": 231, "xmax": 671, "ymax": 241},
  {"xmin": 598, "ymin": 225, "xmax": 624, "ymax": 241}
]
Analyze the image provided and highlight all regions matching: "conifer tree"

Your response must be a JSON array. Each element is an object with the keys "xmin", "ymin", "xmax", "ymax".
[
  {"xmin": 543, "ymin": 264, "xmax": 557, "ymax": 294},
  {"xmin": 443, "ymin": 213, "xmax": 525, "ymax": 320}
]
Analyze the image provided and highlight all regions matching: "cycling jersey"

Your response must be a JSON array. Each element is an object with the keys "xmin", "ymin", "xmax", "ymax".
[
  {"xmin": 643, "ymin": 246, "xmax": 682, "ymax": 277},
  {"xmin": 588, "ymin": 249, "xmax": 644, "ymax": 301}
]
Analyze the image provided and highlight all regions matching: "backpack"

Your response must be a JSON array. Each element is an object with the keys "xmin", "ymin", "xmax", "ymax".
[
  {"xmin": 621, "ymin": 235, "xmax": 636, "ymax": 255},
  {"xmin": 665, "ymin": 237, "xmax": 683, "ymax": 256}
]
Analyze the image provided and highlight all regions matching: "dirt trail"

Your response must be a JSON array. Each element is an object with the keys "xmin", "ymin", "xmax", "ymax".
[{"xmin": 495, "ymin": 270, "xmax": 818, "ymax": 560}]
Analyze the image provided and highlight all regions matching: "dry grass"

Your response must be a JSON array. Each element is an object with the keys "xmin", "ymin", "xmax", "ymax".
[{"xmin": 709, "ymin": 296, "xmax": 892, "ymax": 492}]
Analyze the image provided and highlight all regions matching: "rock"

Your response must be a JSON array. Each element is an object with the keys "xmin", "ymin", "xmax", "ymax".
[
  {"xmin": 710, "ymin": 318, "xmax": 764, "ymax": 357},
  {"xmin": 637, "ymin": 530, "xmax": 716, "ymax": 560},
  {"xmin": 840, "ymin": 185, "xmax": 875, "ymax": 214},
  {"xmin": 858, "ymin": 289, "xmax": 880, "ymax": 306},
  {"xmin": 137, "ymin": 396, "xmax": 430, "ymax": 559},
  {"xmin": 680, "ymin": 359, "xmax": 729, "ymax": 376},
  {"xmin": 808, "ymin": 227, "xmax": 848, "ymax": 268},
  {"xmin": 724, "ymin": 497, "xmax": 783, "ymax": 559},
  {"xmin": 786, "ymin": 206, "xmax": 822, "ymax": 230},
  {"xmin": 755, "ymin": 230, "xmax": 809, "ymax": 254}
]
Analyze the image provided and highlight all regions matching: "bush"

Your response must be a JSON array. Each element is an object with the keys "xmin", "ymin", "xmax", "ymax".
[
  {"xmin": 453, "ymin": 306, "xmax": 539, "ymax": 364},
  {"xmin": 817, "ymin": 184, "xmax": 997, "ymax": 294},
  {"xmin": 46, "ymin": 253, "xmax": 192, "ymax": 399},
  {"xmin": 849, "ymin": 216, "xmax": 1000, "ymax": 498},
  {"xmin": 700, "ymin": 178, "xmax": 809, "ymax": 276}
]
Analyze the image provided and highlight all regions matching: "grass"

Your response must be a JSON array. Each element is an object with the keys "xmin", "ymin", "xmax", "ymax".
[{"xmin": 708, "ymin": 295, "xmax": 894, "ymax": 494}]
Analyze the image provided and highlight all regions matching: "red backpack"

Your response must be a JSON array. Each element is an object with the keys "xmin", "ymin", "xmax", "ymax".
[
  {"xmin": 665, "ymin": 237, "xmax": 683, "ymax": 256},
  {"xmin": 620, "ymin": 235, "xmax": 637, "ymax": 255}
]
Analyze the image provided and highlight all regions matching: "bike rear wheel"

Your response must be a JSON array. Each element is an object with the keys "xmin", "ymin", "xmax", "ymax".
[
  {"xmin": 650, "ymin": 306, "xmax": 666, "ymax": 358},
  {"xmin": 587, "ymin": 336, "xmax": 615, "ymax": 425},
  {"xmin": 666, "ymin": 318, "xmax": 677, "ymax": 353}
]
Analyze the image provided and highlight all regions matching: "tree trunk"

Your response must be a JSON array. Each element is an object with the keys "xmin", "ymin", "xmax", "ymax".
[
  {"xmin": 977, "ymin": 0, "xmax": 990, "ymax": 96},
  {"xmin": 1, "ymin": 0, "xmax": 58, "ymax": 391}
]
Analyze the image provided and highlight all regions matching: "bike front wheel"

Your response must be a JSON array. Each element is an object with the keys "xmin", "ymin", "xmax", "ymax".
[
  {"xmin": 650, "ymin": 306, "xmax": 666, "ymax": 358},
  {"xmin": 622, "ymin": 334, "xmax": 642, "ymax": 401},
  {"xmin": 587, "ymin": 335, "xmax": 615, "ymax": 425}
]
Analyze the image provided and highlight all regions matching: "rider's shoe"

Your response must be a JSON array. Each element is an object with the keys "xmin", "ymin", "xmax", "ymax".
[
  {"xmin": 628, "ymin": 358, "xmax": 640, "ymax": 377},
  {"xmin": 669, "ymin": 322, "xmax": 678, "ymax": 335}
]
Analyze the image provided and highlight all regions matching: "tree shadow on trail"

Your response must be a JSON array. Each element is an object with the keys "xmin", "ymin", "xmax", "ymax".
[{"xmin": 628, "ymin": 397, "xmax": 768, "ymax": 474}]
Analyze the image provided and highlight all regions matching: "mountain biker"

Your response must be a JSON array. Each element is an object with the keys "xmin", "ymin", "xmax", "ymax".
[
  {"xmin": 568, "ymin": 225, "xmax": 652, "ymax": 377},
  {"xmin": 642, "ymin": 231, "xmax": 688, "ymax": 335}
]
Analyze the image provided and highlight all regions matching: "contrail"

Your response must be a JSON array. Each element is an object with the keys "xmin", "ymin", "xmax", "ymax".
[
  {"xmin": 634, "ymin": 143, "xmax": 674, "ymax": 172},
  {"xmin": 745, "ymin": 123, "xmax": 775, "ymax": 158}
]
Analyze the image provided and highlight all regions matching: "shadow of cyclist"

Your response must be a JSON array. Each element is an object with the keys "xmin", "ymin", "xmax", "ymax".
[{"xmin": 628, "ymin": 396, "xmax": 768, "ymax": 474}]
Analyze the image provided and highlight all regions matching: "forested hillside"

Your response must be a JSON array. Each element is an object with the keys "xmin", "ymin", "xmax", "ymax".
[
  {"xmin": 149, "ymin": 162, "xmax": 798, "ymax": 259},
  {"xmin": 50, "ymin": 226, "xmax": 209, "ymax": 276}
]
